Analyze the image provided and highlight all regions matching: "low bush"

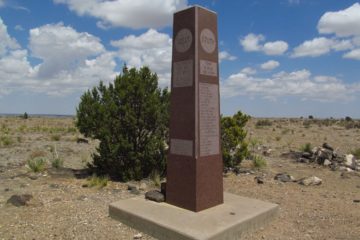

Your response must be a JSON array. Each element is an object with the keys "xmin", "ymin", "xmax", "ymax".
[
  {"xmin": 351, "ymin": 148, "xmax": 360, "ymax": 159},
  {"xmin": 252, "ymin": 155, "xmax": 267, "ymax": 169},
  {"xmin": 0, "ymin": 135, "xmax": 13, "ymax": 147},
  {"xmin": 87, "ymin": 174, "xmax": 108, "ymax": 188},
  {"xmin": 51, "ymin": 135, "xmax": 61, "ymax": 141},
  {"xmin": 27, "ymin": 157, "xmax": 47, "ymax": 173},
  {"xmin": 255, "ymin": 119, "xmax": 272, "ymax": 127},
  {"xmin": 301, "ymin": 143, "xmax": 312, "ymax": 153}
]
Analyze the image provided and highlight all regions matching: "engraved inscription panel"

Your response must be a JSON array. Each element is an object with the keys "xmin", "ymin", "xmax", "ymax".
[
  {"xmin": 173, "ymin": 60, "xmax": 193, "ymax": 88},
  {"xmin": 199, "ymin": 83, "xmax": 219, "ymax": 156},
  {"xmin": 200, "ymin": 60, "xmax": 217, "ymax": 77},
  {"xmin": 200, "ymin": 28, "xmax": 216, "ymax": 54},
  {"xmin": 171, "ymin": 139, "xmax": 193, "ymax": 157},
  {"xmin": 175, "ymin": 28, "xmax": 192, "ymax": 53}
]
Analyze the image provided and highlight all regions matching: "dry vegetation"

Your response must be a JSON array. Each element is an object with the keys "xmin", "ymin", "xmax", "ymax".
[{"xmin": 0, "ymin": 116, "xmax": 360, "ymax": 239}]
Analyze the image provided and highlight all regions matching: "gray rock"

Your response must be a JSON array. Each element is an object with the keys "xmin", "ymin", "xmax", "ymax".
[
  {"xmin": 127, "ymin": 183, "xmax": 139, "ymax": 191},
  {"xmin": 344, "ymin": 154, "xmax": 355, "ymax": 169},
  {"xmin": 322, "ymin": 143, "xmax": 334, "ymax": 151},
  {"xmin": 301, "ymin": 152, "xmax": 312, "ymax": 159},
  {"xmin": 139, "ymin": 182, "xmax": 147, "ymax": 191},
  {"xmin": 255, "ymin": 176, "xmax": 264, "ymax": 184},
  {"xmin": 133, "ymin": 233, "xmax": 143, "ymax": 239},
  {"xmin": 145, "ymin": 190, "xmax": 165, "ymax": 202},
  {"xmin": 274, "ymin": 173, "xmax": 295, "ymax": 182},
  {"xmin": 130, "ymin": 189, "xmax": 141, "ymax": 195},
  {"xmin": 7, "ymin": 194, "xmax": 33, "ymax": 207},
  {"xmin": 298, "ymin": 158, "xmax": 310, "ymax": 163},
  {"xmin": 299, "ymin": 176, "xmax": 322, "ymax": 186},
  {"xmin": 323, "ymin": 159, "xmax": 331, "ymax": 166}
]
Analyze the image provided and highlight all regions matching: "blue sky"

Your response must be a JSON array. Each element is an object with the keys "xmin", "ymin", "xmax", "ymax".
[{"xmin": 0, "ymin": 0, "xmax": 359, "ymax": 118}]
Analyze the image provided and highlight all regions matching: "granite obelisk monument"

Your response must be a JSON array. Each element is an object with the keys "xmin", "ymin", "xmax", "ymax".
[{"xmin": 166, "ymin": 6, "xmax": 223, "ymax": 212}]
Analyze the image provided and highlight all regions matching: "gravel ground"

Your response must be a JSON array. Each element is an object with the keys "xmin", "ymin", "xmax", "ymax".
[{"xmin": 0, "ymin": 117, "xmax": 359, "ymax": 240}]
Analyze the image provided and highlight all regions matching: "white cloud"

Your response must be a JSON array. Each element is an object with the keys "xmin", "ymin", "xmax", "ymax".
[
  {"xmin": 261, "ymin": 60, "xmax": 280, "ymax": 70},
  {"xmin": 240, "ymin": 33, "xmax": 264, "ymax": 52},
  {"xmin": 240, "ymin": 33, "xmax": 288, "ymax": 55},
  {"xmin": 292, "ymin": 37, "xmax": 353, "ymax": 58},
  {"xmin": 241, "ymin": 67, "xmax": 256, "ymax": 75},
  {"xmin": 111, "ymin": 29, "xmax": 172, "ymax": 86},
  {"xmin": 318, "ymin": 3, "xmax": 360, "ymax": 37},
  {"xmin": 219, "ymin": 51, "xmax": 237, "ymax": 62},
  {"xmin": 54, "ymin": 0, "xmax": 188, "ymax": 29},
  {"xmin": 0, "ymin": 18, "xmax": 20, "ymax": 56},
  {"xmin": 343, "ymin": 49, "xmax": 360, "ymax": 60},
  {"xmin": 29, "ymin": 23, "xmax": 105, "ymax": 78},
  {"xmin": 0, "ymin": 19, "xmax": 117, "ymax": 97},
  {"xmin": 263, "ymin": 41, "xmax": 288, "ymax": 55},
  {"xmin": 221, "ymin": 69, "xmax": 357, "ymax": 102},
  {"xmin": 14, "ymin": 25, "xmax": 24, "ymax": 31},
  {"xmin": 288, "ymin": 0, "xmax": 300, "ymax": 5}
]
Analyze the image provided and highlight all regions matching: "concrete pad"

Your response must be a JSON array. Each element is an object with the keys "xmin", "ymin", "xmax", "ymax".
[{"xmin": 109, "ymin": 192, "xmax": 278, "ymax": 240}]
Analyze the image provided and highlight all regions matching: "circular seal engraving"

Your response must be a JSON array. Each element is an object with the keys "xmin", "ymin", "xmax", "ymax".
[
  {"xmin": 200, "ymin": 28, "xmax": 216, "ymax": 54},
  {"xmin": 175, "ymin": 28, "xmax": 192, "ymax": 53}
]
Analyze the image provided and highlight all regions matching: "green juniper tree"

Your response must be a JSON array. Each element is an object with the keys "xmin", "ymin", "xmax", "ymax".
[
  {"xmin": 76, "ymin": 66, "xmax": 170, "ymax": 181},
  {"xmin": 221, "ymin": 111, "xmax": 250, "ymax": 168}
]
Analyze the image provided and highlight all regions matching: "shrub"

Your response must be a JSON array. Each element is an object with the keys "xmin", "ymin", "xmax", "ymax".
[
  {"xmin": 221, "ymin": 111, "xmax": 250, "ymax": 168},
  {"xmin": 51, "ymin": 146, "xmax": 63, "ymax": 169},
  {"xmin": 308, "ymin": 115, "xmax": 314, "ymax": 119},
  {"xmin": 22, "ymin": 112, "xmax": 29, "ymax": 119},
  {"xmin": 255, "ymin": 119, "xmax": 272, "ymax": 127},
  {"xmin": 345, "ymin": 116, "xmax": 352, "ymax": 121},
  {"xmin": 301, "ymin": 143, "xmax": 312, "ymax": 153},
  {"xmin": 88, "ymin": 174, "xmax": 108, "ymax": 188},
  {"xmin": 252, "ymin": 155, "xmax": 267, "ymax": 169},
  {"xmin": 51, "ymin": 135, "xmax": 61, "ymax": 141},
  {"xmin": 150, "ymin": 169, "xmax": 161, "ymax": 187},
  {"xmin": 351, "ymin": 148, "xmax": 360, "ymax": 159},
  {"xmin": 76, "ymin": 66, "xmax": 169, "ymax": 181},
  {"xmin": 0, "ymin": 135, "xmax": 13, "ymax": 147},
  {"xmin": 27, "ymin": 157, "xmax": 47, "ymax": 172}
]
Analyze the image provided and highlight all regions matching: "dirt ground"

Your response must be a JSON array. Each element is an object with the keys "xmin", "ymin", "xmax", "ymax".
[{"xmin": 0, "ymin": 116, "xmax": 359, "ymax": 240}]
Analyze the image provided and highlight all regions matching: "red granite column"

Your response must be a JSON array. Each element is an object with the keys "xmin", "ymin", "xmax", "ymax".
[{"xmin": 166, "ymin": 5, "xmax": 223, "ymax": 212}]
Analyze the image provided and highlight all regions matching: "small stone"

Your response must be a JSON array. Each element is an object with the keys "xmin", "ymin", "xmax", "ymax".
[
  {"xmin": 344, "ymin": 154, "xmax": 355, "ymax": 168},
  {"xmin": 82, "ymin": 184, "xmax": 89, "ymax": 188},
  {"xmin": 77, "ymin": 195, "xmax": 88, "ymax": 201},
  {"xmin": 323, "ymin": 159, "xmax": 331, "ymax": 166},
  {"xmin": 130, "ymin": 189, "xmax": 141, "ymax": 195},
  {"xmin": 7, "ymin": 194, "xmax": 33, "ymax": 207},
  {"xmin": 274, "ymin": 173, "xmax": 295, "ymax": 182},
  {"xmin": 28, "ymin": 175, "xmax": 38, "ymax": 180},
  {"xmin": 298, "ymin": 158, "xmax": 310, "ymax": 163},
  {"xmin": 322, "ymin": 143, "xmax": 334, "ymax": 151},
  {"xmin": 139, "ymin": 182, "xmax": 147, "ymax": 191},
  {"xmin": 49, "ymin": 184, "xmax": 60, "ymax": 189},
  {"xmin": 301, "ymin": 152, "xmax": 312, "ymax": 159},
  {"xmin": 353, "ymin": 200, "xmax": 360, "ymax": 203},
  {"xmin": 4, "ymin": 188, "xmax": 10, "ymax": 192},
  {"xmin": 299, "ymin": 176, "xmax": 322, "ymax": 186},
  {"xmin": 52, "ymin": 198, "xmax": 62, "ymax": 202},
  {"xmin": 145, "ymin": 190, "xmax": 165, "ymax": 202},
  {"xmin": 133, "ymin": 233, "xmax": 143, "ymax": 239},
  {"xmin": 127, "ymin": 183, "xmax": 139, "ymax": 191},
  {"xmin": 255, "ymin": 176, "xmax": 264, "ymax": 184}
]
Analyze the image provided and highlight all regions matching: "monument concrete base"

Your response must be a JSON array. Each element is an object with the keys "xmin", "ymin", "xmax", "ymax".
[{"xmin": 109, "ymin": 192, "xmax": 278, "ymax": 240}]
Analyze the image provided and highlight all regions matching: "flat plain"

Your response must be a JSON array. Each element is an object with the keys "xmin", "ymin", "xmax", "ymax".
[{"xmin": 0, "ymin": 116, "xmax": 359, "ymax": 240}]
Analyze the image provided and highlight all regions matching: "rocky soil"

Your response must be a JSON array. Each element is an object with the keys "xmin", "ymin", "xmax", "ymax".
[{"xmin": 0, "ymin": 117, "xmax": 359, "ymax": 240}]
